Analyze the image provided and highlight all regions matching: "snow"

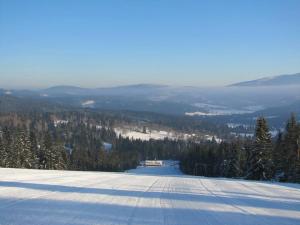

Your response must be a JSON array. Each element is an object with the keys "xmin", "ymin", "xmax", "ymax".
[
  {"xmin": 103, "ymin": 142, "xmax": 112, "ymax": 151},
  {"xmin": 231, "ymin": 132, "xmax": 254, "ymax": 138},
  {"xmin": 0, "ymin": 162, "xmax": 300, "ymax": 225},
  {"xmin": 81, "ymin": 100, "xmax": 95, "ymax": 107},
  {"xmin": 4, "ymin": 91, "xmax": 12, "ymax": 95},
  {"xmin": 185, "ymin": 111, "xmax": 219, "ymax": 116},
  {"xmin": 188, "ymin": 103, "xmax": 264, "ymax": 116},
  {"xmin": 53, "ymin": 120, "xmax": 69, "ymax": 127},
  {"xmin": 190, "ymin": 105, "xmax": 249, "ymax": 116},
  {"xmin": 227, "ymin": 123, "xmax": 251, "ymax": 129},
  {"xmin": 114, "ymin": 128, "xmax": 176, "ymax": 141},
  {"xmin": 230, "ymin": 130, "xmax": 280, "ymax": 138},
  {"xmin": 204, "ymin": 135, "xmax": 222, "ymax": 143},
  {"xmin": 114, "ymin": 127, "xmax": 221, "ymax": 142},
  {"xmin": 185, "ymin": 109, "xmax": 253, "ymax": 116}
]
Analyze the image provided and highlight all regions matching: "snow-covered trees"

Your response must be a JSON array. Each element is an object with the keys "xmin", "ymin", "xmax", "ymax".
[
  {"xmin": 0, "ymin": 137, "xmax": 6, "ymax": 167},
  {"xmin": 0, "ymin": 111, "xmax": 299, "ymax": 183},
  {"xmin": 273, "ymin": 114, "xmax": 300, "ymax": 182},
  {"xmin": 0, "ymin": 128, "xmax": 38, "ymax": 168},
  {"xmin": 0, "ymin": 127, "xmax": 67, "ymax": 170},
  {"xmin": 273, "ymin": 131, "xmax": 284, "ymax": 175},
  {"xmin": 29, "ymin": 131, "xmax": 39, "ymax": 168},
  {"xmin": 224, "ymin": 142, "xmax": 243, "ymax": 178},
  {"xmin": 0, "ymin": 127, "xmax": 13, "ymax": 168},
  {"xmin": 181, "ymin": 115, "xmax": 300, "ymax": 183},
  {"xmin": 246, "ymin": 117, "xmax": 273, "ymax": 180},
  {"xmin": 14, "ymin": 131, "xmax": 35, "ymax": 168},
  {"xmin": 39, "ymin": 132, "xmax": 67, "ymax": 170}
]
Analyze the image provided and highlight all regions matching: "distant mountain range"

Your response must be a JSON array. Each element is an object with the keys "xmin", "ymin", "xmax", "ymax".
[
  {"xmin": 230, "ymin": 73, "xmax": 300, "ymax": 87},
  {"xmin": 30, "ymin": 73, "xmax": 300, "ymax": 96},
  {"xmin": 1, "ymin": 73, "xmax": 300, "ymax": 126},
  {"xmin": 40, "ymin": 84, "xmax": 168, "ymax": 97},
  {"xmin": 3, "ymin": 73, "xmax": 299, "ymax": 98}
]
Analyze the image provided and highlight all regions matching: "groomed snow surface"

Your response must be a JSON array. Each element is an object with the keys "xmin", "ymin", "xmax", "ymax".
[{"xmin": 0, "ymin": 161, "xmax": 300, "ymax": 225}]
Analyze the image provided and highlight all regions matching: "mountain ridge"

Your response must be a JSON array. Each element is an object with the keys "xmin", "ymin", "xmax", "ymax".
[{"xmin": 230, "ymin": 73, "xmax": 300, "ymax": 87}]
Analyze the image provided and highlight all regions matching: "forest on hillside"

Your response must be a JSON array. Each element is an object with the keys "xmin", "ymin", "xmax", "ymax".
[
  {"xmin": 181, "ymin": 114, "xmax": 300, "ymax": 182},
  {"xmin": 0, "ymin": 109, "xmax": 299, "ymax": 183}
]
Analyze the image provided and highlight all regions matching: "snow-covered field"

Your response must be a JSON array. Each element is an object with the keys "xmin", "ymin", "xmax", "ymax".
[
  {"xmin": 114, "ymin": 127, "xmax": 221, "ymax": 142},
  {"xmin": 0, "ymin": 162, "xmax": 300, "ymax": 225},
  {"xmin": 114, "ymin": 128, "xmax": 170, "ymax": 141}
]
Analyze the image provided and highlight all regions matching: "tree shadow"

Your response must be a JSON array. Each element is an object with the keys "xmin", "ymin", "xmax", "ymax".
[
  {"xmin": 0, "ymin": 181, "xmax": 299, "ymax": 212},
  {"xmin": 0, "ymin": 197, "xmax": 299, "ymax": 225}
]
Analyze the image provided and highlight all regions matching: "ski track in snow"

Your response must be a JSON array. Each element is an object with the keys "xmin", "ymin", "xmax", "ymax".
[{"xmin": 0, "ymin": 162, "xmax": 300, "ymax": 225}]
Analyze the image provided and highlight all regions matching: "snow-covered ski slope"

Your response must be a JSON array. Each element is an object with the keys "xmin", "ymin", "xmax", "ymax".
[{"xmin": 0, "ymin": 161, "xmax": 300, "ymax": 225}]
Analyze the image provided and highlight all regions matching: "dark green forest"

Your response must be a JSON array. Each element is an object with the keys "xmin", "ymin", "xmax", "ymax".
[
  {"xmin": 0, "ymin": 109, "xmax": 299, "ymax": 183},
  {"xmin": 0, "ymin": 111, "xmax": 188, "ymax": 172},
  {"xmin": 181, "ymin": 114, "xmax": 300, "ymax": 183}
]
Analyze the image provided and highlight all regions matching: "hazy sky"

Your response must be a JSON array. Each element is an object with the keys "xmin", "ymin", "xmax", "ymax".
[{"xmin": 0, "ymin": 0, "xmax": 300, "ymax": 88}]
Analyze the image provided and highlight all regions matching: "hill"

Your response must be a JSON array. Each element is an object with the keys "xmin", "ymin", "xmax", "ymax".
[{"xmin": 230, "ymin": 73, "xmax": 300, "ymax": 86}]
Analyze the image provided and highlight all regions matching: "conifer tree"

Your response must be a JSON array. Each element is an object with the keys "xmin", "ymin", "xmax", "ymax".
[
  {"xmin": 273, "ymin": 131, "xmax": 285, "ymax": 178},
  {"xmin": 29, "ymin": 131, "xmax": 39, "ymax": 168},
  {"xmin": 283, "ymin": 113, "xmax": 299, "ymax": 181},
  {"xmin": 296, "ymin": 122, "xmax": 300, "ymax": 182},
  {"xmin": 247, "ymin": 117, "xmax": 273, "ymax": 180},
  {"xmin": 2, "ymin": 127, "xmax": 13, "ymax": 167},
  {"xmin": 226, "ymin": 142, "xmax": 241, "ymax": 178},
  {"xmin": 0, "ymin": 137, "xmax": 6, "ymax": 167},
  {"xmin": 52, "ymin": 144, "xmax": 68, "ymax": 170},
  {"xmin": 14, "ymin": 131, "xmax": 33, "ymax": 168},
  {"xmin": 40, "ymin": 132, "xmax": 53, "ymax": 169}
]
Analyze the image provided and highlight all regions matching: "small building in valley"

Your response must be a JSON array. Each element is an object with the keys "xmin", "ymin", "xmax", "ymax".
[{"xmin": 143, "ymin": 160, "xmax": 163, "ymax": 167}]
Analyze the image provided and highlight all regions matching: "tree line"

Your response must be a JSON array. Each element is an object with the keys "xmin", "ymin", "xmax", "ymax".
[
  {"xmin": 180, "ymin": 114, "xmax": 300, "ymax": 183},
  {"xmin": 0, "ymin": 111, "xmax": 187, "ymax": 172},
  {"xmin": 0, "ymin": 111, "xmax": 299, "ymax": 183}
]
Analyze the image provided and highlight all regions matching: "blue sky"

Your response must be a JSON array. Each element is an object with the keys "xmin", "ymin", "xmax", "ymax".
[{"xmin": 0, "ymin": 0, "xmax": 299, "ymax": 88}]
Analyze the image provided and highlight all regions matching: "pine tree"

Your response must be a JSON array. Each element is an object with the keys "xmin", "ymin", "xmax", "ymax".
[
  {"xmin": 29, "ymin": 131, "xmax": 39, "ymax": 168},
  {"xmin": 39, "ymin": 132, "xmax": 53, "ymax": 169},
  {"xmin": 0, "ymin": 137, "xmax": 6, "ymax": 167},
  {"xmin": 2, "ymin": 127, "xmax": 13, "ymax": 167},
  {"xmin": 39, "ymin": 132, "xmax": 68, "ymax": 170},
  {"xmin": 226, "ymin": 142, "xmax": 241, "ymax": 178},
  {"xmin": 14, "ymin": 131, "xmax": 34, "ymax": 168},
  {"xmin": 296, "ymin": 122, "xmax": 300, "ymax": 182},
  {"xmin": 283, "ymin": 113, "xmax": 299, "ymax": 181},
  {"xmin": 273, "ymin": 131, "xmax": 285, "ymax": 179},
  {"xmin": 52, "ymin": 144, "xmax": 68, "ymax": 170},
  {"xmin": 247, "ymin": 117, "xmax": 273, "ymax": 180}
]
